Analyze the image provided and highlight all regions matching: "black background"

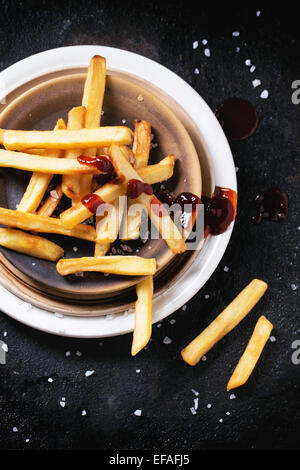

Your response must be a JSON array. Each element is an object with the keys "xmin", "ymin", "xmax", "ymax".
[{"xmin": 0, "ymin": 1, "xmax": 299, "ymax": 451}]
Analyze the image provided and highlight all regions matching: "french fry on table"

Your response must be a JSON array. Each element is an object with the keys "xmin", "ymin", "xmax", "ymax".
[
  {"xmin": 80, "ymin": 55, "xmax": 106, "ymax": 197},
  {"xmin": 109, "ymin": 144, "xmax": 185, "ymax": 254},
  {"xmin": 0, "ymin": 208, "xmax": 97, "ymax": 242},
  {"xmin": 56, "ymin": 256, "xmax": 156, "ymax": 276},
  {"xmin": 132, "ymin": 120, "xmax": 151, "ymax": 169},
  {"xmin": 17, "ymin": 118, "xmax": 66, "ymax": 213},
  {"xmin": 0, "ymin": 126, "xmax": 133, "ymax": 151},
  {"xmin": 132, "ymin": 276, "xmax": 153, "ymax": 356},
  {"xmin": 60, "ymin": 181, "xmax": 126, "ymax": 229},
  {"xmin": 181, "ymin": 279, "xmax": 268, "ymax": 366},
  {"xmin": 62, "ymin": 106, "xmax": 86, "ymax": 201},
  {"xmin": 37, "ymin": 184, "xmax": 63, "ymax": 217},
  {"xmin": 227, "ymin": 315, "xmax": 273, "ymax": 391},
  {"xmin": 0, "ymin": 228, "xmax": 64, "ymax": 261},
  {"xmin": 0, "ymin": 150, "xmax": 102, "ymax": 174}
]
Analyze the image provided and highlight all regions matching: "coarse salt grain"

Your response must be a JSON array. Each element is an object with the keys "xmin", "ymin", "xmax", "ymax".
[
  {"xmin": 204, "ymin": 294, "xmax": 210, "ymax": 299},
  {"xmin": 230, "ymin": 394, "xmax": 236, "ymax": 400},
  {"xmin": 190, "ymin": 407, "xmax": 197, "ymax": 415},
  {"xmin": 204, "ymin": 48, "xmax": 210, "ymax": 57},
  {"xmin": 191, "ymin": 389, "xmax": 199, "ymax": 396},
  {"xmin": 25, "ymin": 438, "xmax": 30, "ymax": 443},
  {"xmin": 2, "ymin": 343, "xmax": 8, "ymax": 352},
  {"xmin": 232, "ymin": 31, "xmax": 240, "ymax": 37},
  {"xmin": 260, "ymin": 90, "xmax": 269, "ymax": 99},
  {"xmin": 226, "ymin": 411, "xmax": 230, "ymax": 416},
  {"xmin": 85, "ymin": 370, "xmax": 95, "ymax": 377},
  {"xmin": 170, "ymin": 319, "xmax": 176, "ymax": 325},
  {"xmin": 236, "ymin": 47, "xmax": 240, "ymax": 52},
  {"xmin": 12, "ymin": 427, "xmax": 18, "ymax": 432},
  {"xmin": 245, "ymin": 59, "xmax": 251, "ymax": 66},
  {"xmin": 291, "ymin": 284, "xmax": 298, "ymax": 291},
  {"xmin": 201, "ymin": 355, "xmax": 207, "ymax": 361},
  {"xmin": 76, "ymin": 351, "xmax": 82, "ymax": 356},
  {"xmin": 250, "ymin": 65, "xmax": 256, "ymax": 73},
  {"xmin": 134, "ymin": 409, "xmax": 142, "ymax": 416},
  {"xmin": 122, "ymin": 119, "xmax": 126, "ymax": 124},
  {"xmin": 65, "ymin": 351, "xmax": 71, "ymax": 357},
  {"xmin": 235, "ymin": 167, "xmax": 239, "ymax": 173},
  {"xmin": 137, "ymin": 95, "xmax": 144, "ymax": 102},
  {"xmin": 219, "ymin": 418, "xmax": 223, "ymax": 423},
  {"xmin": 163, "ymin": 336, "xmax": 172, "ymax": 345},
  {"xmin": 50, "ymin": 190, "xmax": 59, "ymax": 199},
  {"xmin": 73, "ymin": 246, "xmax": 78, "ymax": 252},
  {"xmin": 194, "ymin": 398, "xmax": 199, "ymax": 410},
  {"xmin": 3, "ymin": 331, "xmax": 7, "ymax": 337},
  {"xmin": 82, "ymin": 410, "xmax": 87, "ymax": 416},
  {"xmin": 136, "ymin": 369, "xmax": 140, "ymax": 374},
  {"xmin": 59, "ymin": 401, "xmax": 65, "ymax": 408},
  {"xmin": 252, "ymin": 79, "xmax": 261, "ymax": 88},
  {"xmin": 194, "ymin": 68, "xmax": 200, "ymax": 75},
  {"xmin": 256, "ymin": 10, "xmax": 261, "ymax": 17},
  {"xmin": 202, "ymin": 39, "xmax": 208, "ymax": 45},
  {"xmin": 157, "ymin": 323, "xmax": 162, "ymax": 328},
  {"xmin": 207, "ymin": 403, "xmax": 212, "ymax": 408},
  {"xmin": 48, "ymin": 378, "xmax": 53, "ymax": 383},
  {"xmin": 182, "ymin": 305, "xmax": 187, "ymax": 311},
  {"xmin": 224, "ymin": 266, "xmax": 229, "ymax": 272},
  {"xmin": 269, "ymin": 336, "xmax": 276, "ymax": 342},
  {"xmin": 193, "ymin": 41, "xmax": 198, "ymax": 49}
]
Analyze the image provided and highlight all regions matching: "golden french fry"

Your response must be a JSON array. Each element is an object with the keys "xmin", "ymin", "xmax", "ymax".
[
  {"xmin": 62, "ymin": 106, "xmax": 86, "ymax": 201},
  {"xmin": 94, "ymin": 242, "xmax": 111, "ymax": 257},
  {"xmin": 0, "ymin": 208, "xmax": 97, "ymax": 242},
  {"xmin": 0, "ymin": 149, "xmax": 101, "ymax": 174},
  {"xmin": 138, "ymin": 155, "xmax": 175, "ymax": 184},
  {"xmin": 37, "ymin": 184, "xmax": 63, "ymax": 217},
  {"xmin": 132, "ymin": 120, "xmax": 151, "ymax": 169},
  {"xmin": 109, "ymin": 144, "xmax": 185, "ymax": 254},
  {"xmin": 60, "ymin": 182, "xmax": 126, "ymax": 229},
  {"xmin": 56, "ymin": 256, "xmax": 156, "ymax": 276},
  {"xmin": 1, "ymin": 126, "xmax": 133, "ymax": 151},
  {"xmin": 17, "ymin": 118, "xmax": 66, "ymax": 213},
  {"xmin": 181, "ymin": 279, "xmax": 268, "ymax": 366},
  {"xmin": 0, "ymin": 228, "xmax": 64, "ymax": 261},
  {"xmin": 121, "ymin": 199, "xmax": 144, "ymax": 240},
  {"xmin": 227, "ymin": 316, "xmax": 273, "ymax": 391},
  {"xmin": 80, "ymin": 55, "xmax": 107, "ymax": 196},
  {"xmin": 96, "ymin": 197, "xmax": 126, "ymax": 243},
  {"xmin": 131, "ymin": 276, "xmax": 153, "ymax": 356}
]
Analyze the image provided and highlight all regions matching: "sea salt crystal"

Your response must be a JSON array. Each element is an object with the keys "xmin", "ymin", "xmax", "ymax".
[
  {"xmin": 204, "ymin": 294, "xmax": 210, "ymax": 299},
  {"xmin": 224, "ymin": 266, "xmax": 229, "ymax": 272},
  {"xmin": 25, "ymin": 438, "xmax": 30, "ymax": 443},
  {"xmin": 163, "ymin": 336, "xmax": 172, "ymax": 345},
  {"xmin": 194, "ymin": 398, "xmax": 199, "ymax": 410},
  {"xmin": 207, "ymin": 403, "xmax": 212, "ymax": 409},
  {"xmin": 291, "ymin": 284, "xmax": 298, "ymax": 291},
  {"xmin": 226, "ymin": 411, "xmax": 230, "ymax": 416},
  {"xmin": 232, "ymin": 31, "xmax": 240, "ymax": 37},
  {"xmin": 76, "ymin": 351, "xmax": 82, "ymax": 357},
  {"xmin": 48, "ymin": 378, "xmax": 53, "ymax": 383},
  {"xmin": 230, "ymin": 394, "xmax": 236, "ymax": 400},
  {"xmin": 191, "ymin": 389, "xmax": 199, "ymax": 396},
  {"xmin": 134, "ymin": 409, "xmax": 142, "ymax": 416},
  {"xmin": 250, "ymin": 65, "xmax": 256, "ymax": 73},
  {"xmin": 12, "ymin": 427, "xmax": 18, "ymax": 432},
  {"xmin": 50, "ymin": 190, "xmax": 59, "ymax": 199},
  {"xmin": 235, "ymin": 167, "xmax": 239, "ymax": 173},
  {"xmin": 122, "ymin": 119, "xmax": 127, "ymax": 124},
  {"xmin": 73, "ymin": 246, "xmax": 78, "ymax": 252},
  {"xmin": 3, "ymin": 331, "xmax": 7, "ymax": 337},
  {"xmin": 182, "ymin": 305, "xmax": 187, "ymax": 311},
  {"xmin": 170, "ymin": 319, "xmax": 176, "ymax": 325},
  {"xmin": 252, "ymin": 79, "xmax": 261, "ymax": 88},
  {"xmin": 201, "ymin": 355, "xmax": 207, "ymax": 361},
  {"xmin": 269, "ymin": 336, "xmax": 276, "ymax": 343},
  {"xmin": 204, "ymin": 48, "xmax": 211, "ymax": 57},
  {"xmin": 194, "ymin": 68, "xmax": 200, "ymax": 75},
  {"xmin": 236, "ymin": 47, "xmax": 240, "ymax": 52},
  {"xmin": 136, "ymin": 369, "xmax": 140, "ymax": 374},
  {"xmin": 85, "ymin": 370, "xmax": 95, "ymax": 377},
  {"xmin": 190, "ymin": 407, "xmax": 197, "ymax": 415},
  {"xmin": 59, "ymin": 401, "xmax": 65, "ymax": 408},
  {"xmin": 61, "ymin": 397, "xmax": 65, "ymax": 401},
  {"xmin": 245, "ymin": 59, "xmax": 251, "ymax": 66},
  {"xmin": 65, "ymin": 351, "xmax": 71, "ymax": 357},
  {"xmin": 82, "ymin": 410, "xmax": 87, "ymax": 416},
  {"xmin": 202, "ymin": 39, "xmax": 208, "ymax": 45},
  {"xmin": 260, "ymin": 90, "xmax": 269, "ymax": 99},
  {"xmin": 256, "ymin": 10, "xmax": 261, "ymax": 17},
  {"xmin": 101, "ymin": 110, "xmax": 105, "ymax": 116},
  {"xmin": 157, "ymin": 323, "xmax": 162, "ymax": 328},
  {"xmin": 219, "ymin": 418, "xmax": 223, "ymax": 423},
  {"xmin": 193, "ymin": 41, "xmax": 198, "ymax": 49},
  {"xmin": 2, "ymin": 343, "xmax": 8, "ymax": 352}
]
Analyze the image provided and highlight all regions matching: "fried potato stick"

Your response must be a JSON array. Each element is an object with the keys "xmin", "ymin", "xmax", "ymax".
[
  {"xmin": 131, "ymin": 276, "xmax": 153, "ymax": 356},
  {"xmin": 56, "ymin": 256, "xmax": 156, "ymax": 276}
]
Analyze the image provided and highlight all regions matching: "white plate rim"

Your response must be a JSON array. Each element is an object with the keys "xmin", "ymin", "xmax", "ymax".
[{"xmin": 0, "ymin": 45, "xmax": 236, "ymax": 338}]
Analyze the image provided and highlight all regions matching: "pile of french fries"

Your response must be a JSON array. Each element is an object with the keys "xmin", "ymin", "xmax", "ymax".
[{"xmin": 0, "ymin": 55, "xmax": 187, "ymax": 355}]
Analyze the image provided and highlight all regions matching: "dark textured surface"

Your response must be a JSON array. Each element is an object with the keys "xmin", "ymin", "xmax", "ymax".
[{"xmin": 0, "ymin": 1, "xmax": 299, "ymax": 451}]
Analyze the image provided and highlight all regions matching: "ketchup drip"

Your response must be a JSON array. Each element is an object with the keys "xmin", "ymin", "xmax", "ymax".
[
  {"xmin": 81, "ymin": 194, "xmax": 104, "ymax": 214},
  {"xmin": 202, "ymin": 186, "xmax": 237, "ymax": 236},
  {"xmin": 251, "ymin": 188, "xmax": 288, "ymax": 224},
  {"xmin": 127, "ymin": 179, "xmax": 153, "ymax": 198},
  {"xmin": 215, "ymin": 98, "xmax": 258, "ymax": 140},
  {"xmin": 77, "ymin": 155, "xmax": 115, "ymax": 173}
]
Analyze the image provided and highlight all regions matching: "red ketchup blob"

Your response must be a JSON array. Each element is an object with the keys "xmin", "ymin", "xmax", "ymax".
[
  {"xmin": 174, "ymin": 192, "xmax": 202, "ymax": 231},
  {"xmin": 215, "ymin": 98, "xmax": 258, "ymax": 140},
  {"xmin": 251, "ymin": 188, "xmax": 288, "ymax": 224},
  {"xmin": 127, "ymin": 179, "xmax": 153, "ymax": 198},
  {"xmin": 77, "ymin": 155, "xmax": 115, "ymax": 173},
  {"xmin": 81, "ymin": 194, "xmax": 105, "ymax": 214},
  {"xmin": 202, "ymin": 186, "xmax": 237, "ymax": 236}
]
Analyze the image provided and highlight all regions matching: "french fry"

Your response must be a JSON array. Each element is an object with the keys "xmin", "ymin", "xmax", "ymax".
[
  {"xmin": 60, "ymin": 182, "xmax": 126, "ymax": 229},
  {"xmin": 138, "ymin": 155, "xmax": 175, "ymax": 184},
  {"xmin": 132, "ymin": 120, "xmax": 151, "ymax": 169},
  {"xmin": 0, "ymin": 126, "xmax": 133, "ymax": 151},
  {"xmin": 0, "ymin": 149, "xmax": 102, "ymax": 174},
  {"xmin": 109, "ymin": 144, "xmax": 185, "ymax": 254},
  {"xmin": 62, "ymin": 106, "xmax": 86, "ymax": 201},
  {"xmin": 131, "ymin": 276, "xmax": 153, "ymax": 356},
  {"xmin": 0, "ymin": 228, "xmax": 64, "ymax": 261},
  {"xmin": 95, "ymin": 197, "xmax": 126, "ymax": 243},
  {"xmin": 181, "ymin": 279, "xmax": 268, "ymax": 366},
  {"xmin": 37, "ymin": 184, "xmax": 63, "ymax": 217},
  {"xmin": 56, "ymin": 256, "xmax": 156, "ymax": 276},
  {"xmin": 121, "ymin": 199, "xmax": 144, "ymax": 240},
  {"xmin": 94, "ymin": 242, "xmax": 111, "ymax": 257},
  {"xmin": 227, "ymin": 316, "xmax": 273, "ymax": 391},
  {"xmin": 17, "ymin": 118, "xmax": 66, "ymax": 213},
  {"xmin": 0, "ymin": 208, "xmax": 97, "ymax": 242},
  {"xmin": 80, "ymin": 55, "xmax": 106, "ymax": 196}
]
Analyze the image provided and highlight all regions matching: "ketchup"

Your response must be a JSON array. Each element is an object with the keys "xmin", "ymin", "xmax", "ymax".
[
  {"xmin": 127, "ymin": 179, "xmax": 153, "ymax": 198},
  {"xmin": 202, "ymin": 186, "xmax": 237, "ymax": 236},
  {"xmin": 215, "ymin": 98, "xmax": 258, "ymax": 140},
  {"xmin": 81, "ymin": 194, "xmax": 104, "ymax": 214},
  {"xmin": 251, "ymin": 188, "xmax": 288, "ymax": 224},
  {"xmin": 78, "ymin": 155, "xmax": 115, "ymax": 173}
]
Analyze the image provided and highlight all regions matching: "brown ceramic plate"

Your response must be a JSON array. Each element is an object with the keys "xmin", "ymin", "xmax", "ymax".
[{"xmin": 0, "ymin": 69, "xmax": 202, "ymax": 300}]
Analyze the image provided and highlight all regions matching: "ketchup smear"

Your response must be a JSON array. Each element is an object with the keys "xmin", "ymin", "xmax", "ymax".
[
  {"xmin": 127, "ymin": 179, "xmax": 153, "ymax": 198},
  {"xmin": 81, "ymin": 194, "xmax": 104, "ymax": 214},
  {"xmin": 215, "ymin": 98, "xmax": 258, "ymax": 140},
  {"xmin": 77, "ymin": 155, "xmax": 115, "ymax": 173},
  {"xmin": 251, "ymin": 188, "xmax": 288, "ymax": 224}
]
